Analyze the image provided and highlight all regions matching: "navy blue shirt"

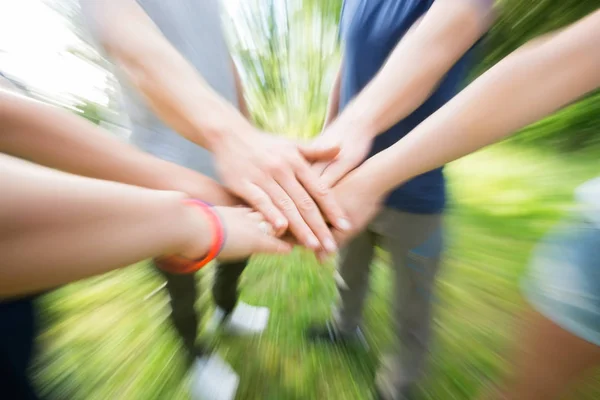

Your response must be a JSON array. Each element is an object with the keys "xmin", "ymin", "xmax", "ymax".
[{"xmin": 339, "ymin": 0, "xmax": 476, "ymax": 214}]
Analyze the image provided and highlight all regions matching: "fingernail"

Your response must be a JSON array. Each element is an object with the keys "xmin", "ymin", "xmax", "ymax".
[
  {"xmin": 275, "ymin": 218, "xmax": 286, "ymax": 229},
  {"xmin": 307, "ymin": 236, "xmax": 320, "ymax": 249},
  {"xmin": 337, "ymin": 218, "xmax": 351, "ymax": 231},
  {"xmin": 324, "ymin": 238, "xmax": 337, "ymax": 253}
]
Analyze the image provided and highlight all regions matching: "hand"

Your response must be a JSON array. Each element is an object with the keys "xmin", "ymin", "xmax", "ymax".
[
  {"xmin": 215, "ymin": 207, "xmax": 293, "ymax": 261},
  {"xmin": 181, "ymin": 206, "xmax": 292, "ymax": 262},
  {"xmin": 330, "ymin": 165, "xmax": 386, "ymax": 246},
  {"xmin": 168, "ymin": 172, "xmax": 243, "ymax": 207},
  {"xmin": 307, "ymin": 120, "xmax": 374, "ymax": 187},
  {"xmin": 212, "ymin": 128, "xmax": 351, "ymax": 252}
]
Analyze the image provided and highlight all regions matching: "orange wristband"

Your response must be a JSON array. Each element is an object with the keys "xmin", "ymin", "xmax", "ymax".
[{"xmin": 156, "ymin": 199, "xmax": 226, "ymax": 275}]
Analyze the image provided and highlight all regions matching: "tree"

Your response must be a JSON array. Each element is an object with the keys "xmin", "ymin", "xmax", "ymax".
[{"xmin": 225, "ymin": 0, "xmax": 342, "ymax": 138}]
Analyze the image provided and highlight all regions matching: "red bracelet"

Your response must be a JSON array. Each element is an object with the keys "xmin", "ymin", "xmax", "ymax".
[{"xmin": 155, "ymin": 199, "xmax": 226, "ymax": 274}]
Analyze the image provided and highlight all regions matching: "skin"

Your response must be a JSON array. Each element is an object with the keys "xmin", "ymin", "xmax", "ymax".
[
  {"xmin": 312, "ymin": 0, "xmax": 495, "ymax": 187},
  {"xmin": 330, "ymin": 9, "xmax": 600, "ymax": 244},
  {"xmin": 0, "ymin": 153, "xmax": 291, "ymax": 299},
  {"xmin": 0, "ymin": 90, "xmax": 239, "ymax": 206},
  {"xmin": 329, "ymin": 11, "xmax": 600, "ymax": 398},
  {"xmin": 79, "ymin": 0, "xmax": 351, "ymax": 253}
]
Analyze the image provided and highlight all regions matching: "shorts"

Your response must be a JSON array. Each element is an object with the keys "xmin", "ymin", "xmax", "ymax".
[
  {"xmin": 522, "ymin": 211, "xmax": 600, "ymax": 346},
  {"xmin": 0, "ymin": 296, "xmax": 40, "ymax": 399}
]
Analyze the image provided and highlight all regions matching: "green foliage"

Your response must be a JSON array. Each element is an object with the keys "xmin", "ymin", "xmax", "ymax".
[
  {"xmin": 511, "ymin": 91, "xmax": 600, "ymax": 150},
  {"xmin": 31, "ymin": 2, "xmax": 600, "ymax": 398},
  {"xmin": 478, "ymin": 0, "xmax": 600, "ymax": 73},
  {"xmin": 226, "ymin": 0, "xmax": 341, "ymax": 138},
  {"xmin": 36, "ymin": 147, "xmax": 600, "ymax": 399}
]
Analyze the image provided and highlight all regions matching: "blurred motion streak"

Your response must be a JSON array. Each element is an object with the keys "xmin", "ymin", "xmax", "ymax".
[{"xmin": 0, "ymin": 0, "xmax": 597, "ymax": 399}]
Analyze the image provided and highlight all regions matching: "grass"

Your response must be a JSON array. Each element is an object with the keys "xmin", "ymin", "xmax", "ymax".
[{"xmin": 34, "ymin": 145, "xmax": 600, "ymax": 399}]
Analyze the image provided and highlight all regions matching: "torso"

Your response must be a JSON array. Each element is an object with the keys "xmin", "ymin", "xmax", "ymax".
[{"xmin": 339, "ymin": 0, "xmax": 476, "ymax": 213}]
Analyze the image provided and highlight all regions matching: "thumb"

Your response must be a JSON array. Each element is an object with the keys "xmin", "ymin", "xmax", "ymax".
[
  {"xmin": 298, "ymin": 139, "xmax": 340, "ymax": 162},
  {"xmin": 320, "ymin": 159, "xmax": 353, "ymax": 187}
]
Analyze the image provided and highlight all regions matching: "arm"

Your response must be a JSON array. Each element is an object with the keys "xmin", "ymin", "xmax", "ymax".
[
  {"xmin": 80, "ymin": 0, "xmax": 249, "ymax": 151},
  {"xmin": 231, "ymin": 57, "xmax": 251, "ymax": 120},
  {"xmin": 0, "ymin": 154, "xmax": 290, "ymax": 298},
  {"xmin": 322, "ymin": 62, "xmax": 342, "ymax": 129},
  {"xmin": 365, "ymin": 10, "xmax": 600, "ymax": 194},
  {"xmin": 0, "ymin": 90, "xmax": 239, "ymax": 206},
  {"xmin": 336, "ymin": 0, "xmax": 494, "ymax": 137},
  {"xmin": 313, "ymin": 0, "xmax": 494, "ymax": 186},
  {"xmin": 80, "ymin": 0, "xmax": 349, "ymax": 253},
  {"xmin": 334, "ymin": 10, "xmax": 600, "ymax": 240}
]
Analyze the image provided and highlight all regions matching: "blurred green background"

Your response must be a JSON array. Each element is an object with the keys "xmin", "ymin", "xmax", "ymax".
[{"xmin": 18, "ymin": 0, "xmax": 600, "ymax": 398}]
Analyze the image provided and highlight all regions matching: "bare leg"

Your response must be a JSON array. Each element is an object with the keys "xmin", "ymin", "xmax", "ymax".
[{"xmin": 484, "ymin": 307, "xmax": 600, "ymax": 400}]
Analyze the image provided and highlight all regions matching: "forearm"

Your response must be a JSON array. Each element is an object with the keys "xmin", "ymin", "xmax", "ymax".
[
  {"xmin": 81, "ymin": 0, "xmax": 253, "ymax": 152},
  {"xmin": 0, "ymin": 154, "xmax": 210, "ymax": 298},
  {"xmin": 322, "ymin": 64, "xmax": 342, "ymax": 129},
  {"xmin": 364, "ymin": 11, "xmax": 600, "ymax": 195},
  {"xmin": 231, "ymin": 58, "xmax": 251, "ymax": 120},
  {"xmin": 0, "ymin": 91, "xmax": 239, "ymax": 206},
  {"xmin": 336, "ymin": 0, "xmax": 493, "ymax": 137}
]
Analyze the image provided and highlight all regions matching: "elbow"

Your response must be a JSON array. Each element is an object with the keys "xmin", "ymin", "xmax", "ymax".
[{"xmin": 102, "ymin": 36, "xmax": 163, "ymax": 91}]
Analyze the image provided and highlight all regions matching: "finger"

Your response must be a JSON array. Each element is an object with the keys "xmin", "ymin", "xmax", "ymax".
[
  {"xmin": 332, "ymin": 227, "xmax": 352, "ymax": 248},
  {"xmin": 257, "ymin": 221, "xmax": 275, "ymax": 236},
  {"xmin": 319, "ymin": 159, "xmax": 353, "ymax": 188},
  {"xmin": 254, "ymin": 235, "xmax": 293, "ymax": 255},
  {"xmin": 297, "ymin": 141, "xmax": 340, "ymax": 162},
  {"xmin": 250, "ymin": 211, "xmax": 289, "ymax": 238},
  {"xmin": 248, "ymin": 211, "xmax": 265, "ymax": 221},
  {"xmin": 311, "ymin": 161, "xmax": 330, "ymax": 177},
  {"xmin": 315, "ymin": 250, "xmax": 331, "ymax": 264},
  {"xmin": 295, "ymin": 161, "xmax": 352, "ymax": 233},
  {"xmin": 260, "ymin": 176, "xmax": 321, "ymax": 250},
  {"xmin": 279, "ymin": 232, "xmax": 301, "ymax": 245},
  {"xmin": 239, "ymin": 182, "xmax": 288, "ymax": 234},
  {"xmin": 275, "ymin": 169, "xmax": 337, "ymax": 253}
]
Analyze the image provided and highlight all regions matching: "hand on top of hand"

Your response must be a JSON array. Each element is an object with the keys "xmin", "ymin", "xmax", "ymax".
[
  {"xmin": 212, "ymin": 127, "xmax": 352, "ymax": 254},
  {"xmin": 307, "ymin": 119, "xmax": 374, "ymax": 188}
]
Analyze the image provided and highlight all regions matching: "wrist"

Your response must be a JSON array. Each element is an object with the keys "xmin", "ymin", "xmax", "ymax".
[
  {"xmin": 178, "ymin": 200, "xmax": 214, "ymax": 259},
  {"xmin": 158, "ymin": 200, "xmax": 225, "ymax": 274},
  {"xmin": 202, "ymin": 116, "xmax": 257, "ymax": 154},
  {"xmin": 333, "ymin": 109, "xmax": 379, "ymax": 140},
  {"xmin": 167, "ymin": 170, "xmax": 240, "ymax": 206},
  {"xmin": 358, "ymin": 155, "xmax": 399, "ymax": 198}
]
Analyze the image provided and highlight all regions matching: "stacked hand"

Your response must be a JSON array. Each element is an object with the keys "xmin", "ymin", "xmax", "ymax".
[
  {"xmin": 309, "ymin": 119, "xmax": 374, "ymax": 187},
  {"xmin": 309, "ymin": 119, "xmax": 383, "ymax": 249},
  {"xmin": 207, "ymin": 122, "xmax": 383, "ymax": 259},
  {"xmin": 212, "ymin": 127, "xmax": 351, "ymax": 253}
]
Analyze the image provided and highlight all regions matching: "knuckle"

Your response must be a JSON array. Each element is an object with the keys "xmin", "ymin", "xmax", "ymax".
[
  {"xmin": 298, "ymin": 195, "xmax": 316, "ymax": 211},
  {"xmin": 265, "ymin": 158, "xmax": 286, "ymax": 175},
  {"xmin": 248, "ymin": 193, "xmax": 267, "ymax": 207},
  {"xmin": 293, "ymin": 155, "xmax": 308, "ymax": 170},
  {"xmin": 276, "ymin": 196, "xmax": 294, "ymax": 211},
  {"xmin": 313, "ymin": 181, "xmax": 330, "ymax": 198}
]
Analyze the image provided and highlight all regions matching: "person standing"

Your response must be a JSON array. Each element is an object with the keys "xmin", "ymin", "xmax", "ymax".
[
  {"xmin": 0, "ymin": 83, "xmax": 265, "ymax": 398},
  {"xmin": 80, "ymin": 1, "xmax": 348, "ymax": 399},
  {"xmin": 326, "ymin": 10, "xmax": 600, "ymax": 400},
  {"xmin": 306, "ymin": 1, "xmax": 494, "ymax": 399}
]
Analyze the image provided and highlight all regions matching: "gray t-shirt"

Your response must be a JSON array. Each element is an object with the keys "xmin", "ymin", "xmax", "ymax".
[{"xmin": 81, "ymin": 0, "xmax": 238, "ymax": 179}]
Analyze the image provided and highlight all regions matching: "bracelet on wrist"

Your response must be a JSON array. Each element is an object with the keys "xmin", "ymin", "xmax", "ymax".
[{"xmin": 155, "ymin": 199, "xmax": 226, "ymax": 274}]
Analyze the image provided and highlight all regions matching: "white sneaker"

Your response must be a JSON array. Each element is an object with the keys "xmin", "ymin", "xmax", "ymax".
[
  {"xmin": 206, "ymin": 302, "xmax": 270, "ymax": 335},
  {"xmin": 190, "ymin": 354, "xmax": 239, "ymax": 400}
]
